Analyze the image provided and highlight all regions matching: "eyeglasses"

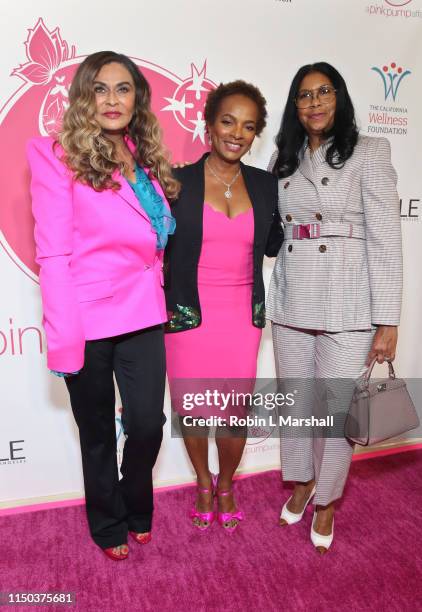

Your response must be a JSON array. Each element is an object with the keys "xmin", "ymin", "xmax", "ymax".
[{"xmin": 294, "ymin": 85, "xmax": 337, "ymax": 109}]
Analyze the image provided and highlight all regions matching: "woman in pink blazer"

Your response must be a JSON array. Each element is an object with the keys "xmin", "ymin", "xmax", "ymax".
[{"xmin": 27, "ymin": 51, "xmax": 179, "ymax": 561}]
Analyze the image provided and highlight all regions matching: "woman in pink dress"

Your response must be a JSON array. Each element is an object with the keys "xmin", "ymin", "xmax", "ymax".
[{"xmin": 165, "ymin": 81, "xmax": 283, "ymax": 532}]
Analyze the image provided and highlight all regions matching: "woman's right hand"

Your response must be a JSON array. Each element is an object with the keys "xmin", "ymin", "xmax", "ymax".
[{"xmin": 172, "ymin": 161, "xmax": 192, "ymax": 169}]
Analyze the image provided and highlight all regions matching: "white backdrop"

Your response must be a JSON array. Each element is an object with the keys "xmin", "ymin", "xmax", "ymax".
[{"xmin": 1, "ymin": 0, "xmax": 421, "ymax": 508}]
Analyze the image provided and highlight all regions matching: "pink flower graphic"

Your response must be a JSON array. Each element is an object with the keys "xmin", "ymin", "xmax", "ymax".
[
  {"xmin": 11, "ymin": 18, "xmax": 76, "ymax": 85},
  {"xmin": 1, "ymin": 18, "xmax": 212, "ymax": 279}
]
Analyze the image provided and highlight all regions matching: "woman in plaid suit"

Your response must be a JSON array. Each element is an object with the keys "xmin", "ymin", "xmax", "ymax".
[{"xmin": 268, "ymin": 62, "xmax": 402, "ymax": 553}]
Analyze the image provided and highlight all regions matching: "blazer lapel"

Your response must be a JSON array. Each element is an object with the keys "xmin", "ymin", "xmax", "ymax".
[
  {"xmin": 178, "ymin": 153, "xmax": 206, "ymax": 228},
  {"xmin": 241, "ymin": 162, "xmax": 264, "ymax": 240},
  {"xmin": 193, "ymin": 154, "xmax": 206, "ymax": 206},
  {"xmin": 189, "ymin": 155, "xmax": 206, "ymax": 247},
  {"xmin": 298, "ymin": 147, "xmax": 315, "ymax": 185},
  {"xmin": 299, "ymin": 137, "xmax": 334, "ymax": 185},
  {"xmin": 115, "ymin": 136, "xmax": 155, "ymax": 221},
  {"xmin": 114, "ymin": 170, "xmax": 151, "ymax": 223}
]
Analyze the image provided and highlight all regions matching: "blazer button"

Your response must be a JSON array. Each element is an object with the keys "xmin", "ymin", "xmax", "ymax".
[
  {"xmin": 286, "ymin": 214, "xmax": 292, "ymax": 222},
  {"xmin": 284, "ymin": 181, "xmax": 290, "ymax": 189},
  {"xmin": 319, "ymin": 245, "xmax": 327, "ymax": 253},
  {"xmin": 316, "ymin": 212, "xmax": 323, "ymax": 221},
  {"xmin": 288, "ymin": 244, "xmax": 293, "ymax": 253},
  {"xmin": 321, "ymin": 177, "xmax": 329, "ymax": 186}
]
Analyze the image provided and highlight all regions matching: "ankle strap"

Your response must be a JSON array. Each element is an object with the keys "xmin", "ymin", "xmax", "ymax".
[
  {"xmin": 197, "ymin": 473, "xmax": 218, "ymax": 495},
  {"xmin": 216, "ymin": 488, "xmax": 232, "ymax": 497}
]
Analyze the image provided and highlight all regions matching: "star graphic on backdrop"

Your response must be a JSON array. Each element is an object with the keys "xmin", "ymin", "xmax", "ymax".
[
  {"xmin": 162, "ymin": 94, "xmax": 193, "ymax": 119},
  {"xmin": 189, "ymin": 111, "xmax": 206, "ymax": 143},
  {"xmin": 186, "ymin": 63, "xmax": 209, "ymax": 100}
]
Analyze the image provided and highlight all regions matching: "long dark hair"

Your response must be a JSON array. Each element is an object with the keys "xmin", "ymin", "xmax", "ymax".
[{"xmin": 272, "ymin": 62, "xmax": 358, "ymax": 178}]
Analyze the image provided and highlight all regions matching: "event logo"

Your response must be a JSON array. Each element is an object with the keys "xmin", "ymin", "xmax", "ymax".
[
  {"xmin": 0, "ymin": 317, "xmax": 44, "ymax": 357},
  {"xmin": 0, "ymin": 440, "xmax": 26, "ymax": 465},
  {"xmin": 371, "ymin": 62, "xmax": 411, "ymax": 101},
  {"xmin": 400, "ymin": 198, "xmax": 421, "ymax": 221},
  {"xmin": 367, "ymin": 61, "xmax": 410, "ymax": 137},
  {"xmin": 245, "ymin": 423, "xmax": 275, "ymax": 447},
  {"xmin": 0, "ymin": 18, "xmax": 215, "ymax": 282},
  {"xmin": 366, "ymin": 0, "xmax": 421, "ymax": 17}
]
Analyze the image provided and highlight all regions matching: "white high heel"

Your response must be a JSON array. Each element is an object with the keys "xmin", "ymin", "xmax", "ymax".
[
  {"xmin": 310, "ymin": 510, "xmax": 334, "ymax": 552},
  {"xmin": 279, "ymin": 485, "xmax": 316, "ymax": 525}
]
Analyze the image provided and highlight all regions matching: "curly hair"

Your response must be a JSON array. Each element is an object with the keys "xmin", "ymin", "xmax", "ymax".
[
  {"xmin": 204, "ymin": 80, "xmax": 267, "ymax": 136},
  {"xmin": 272, "ymin": 62, "xmax": 359, "ymax": 179},
  {"xmin": 58, "ymin": 51, "xmax": 180, "ymax": 200}
]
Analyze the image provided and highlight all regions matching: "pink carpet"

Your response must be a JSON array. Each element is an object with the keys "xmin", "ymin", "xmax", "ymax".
[{"xmin": 1, "ymin": 451, "xmax": 421, "ymax": 611}]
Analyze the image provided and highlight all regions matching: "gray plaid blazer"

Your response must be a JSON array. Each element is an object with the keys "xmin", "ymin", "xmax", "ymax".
[{"xmin": 267, "ymin": 135, "xmax": 402, "ymax": 332}]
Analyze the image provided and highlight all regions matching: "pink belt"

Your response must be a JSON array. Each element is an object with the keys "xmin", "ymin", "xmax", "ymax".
[{"xmin": 285, "ymin": 222, "xmax": 366, "ymax": 240}]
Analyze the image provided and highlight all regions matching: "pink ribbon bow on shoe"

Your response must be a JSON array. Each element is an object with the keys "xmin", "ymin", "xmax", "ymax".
[
  {"xmin": 190, "ymin": 474, "xmax": 218, "ymax": 531},
  {"xmin": 216, "ymin": 484, "xmax": 244, "ymax": 534}
]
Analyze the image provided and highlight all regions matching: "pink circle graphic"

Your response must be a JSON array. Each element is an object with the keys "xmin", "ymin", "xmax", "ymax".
[
  {"xmin": 0, "ymin": 18, "xmax": 215, "ymax": 281},
  {"xmin": 384, "ymin": 0, "xmax": 412, "ymax": 6}
]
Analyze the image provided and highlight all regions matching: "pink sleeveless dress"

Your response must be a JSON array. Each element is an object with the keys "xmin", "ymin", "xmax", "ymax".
[{"xmin": 165, "ymin": 203, "xmax": 262, "ymax": 416}]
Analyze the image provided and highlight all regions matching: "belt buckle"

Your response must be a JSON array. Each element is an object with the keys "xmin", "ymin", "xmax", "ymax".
[
  {"xmin": 299, "ymin": 224, "xmax": 311, "ymax": 239},
  {"xmin": 292, "ymin": 223, "xmax": 320, "ymax": 240},
  {"xmin": 294, "ymin": 223, "xmax": 311, "ymax": 239}
]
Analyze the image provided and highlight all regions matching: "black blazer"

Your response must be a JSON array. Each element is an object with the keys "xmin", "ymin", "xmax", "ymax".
[{"xmin": 164, "ymin": 153, "xmax": 283, "ymax": 332}]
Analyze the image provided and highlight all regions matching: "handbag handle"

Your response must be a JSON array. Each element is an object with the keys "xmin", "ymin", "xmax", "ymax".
[{"xmin": 363, "ymin": 358, "xmax": 396, "ymax": 383}]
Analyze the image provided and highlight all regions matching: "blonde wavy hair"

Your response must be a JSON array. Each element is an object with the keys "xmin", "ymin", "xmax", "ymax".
[{"xmin": 58, "ymin": 51, "xmax": 180, "ymax": 200}]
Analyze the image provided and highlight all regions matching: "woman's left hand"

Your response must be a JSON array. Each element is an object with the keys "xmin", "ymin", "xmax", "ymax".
[{"xmin": 366, "ymin": 325, "xmax": 398, "ymax": 366}]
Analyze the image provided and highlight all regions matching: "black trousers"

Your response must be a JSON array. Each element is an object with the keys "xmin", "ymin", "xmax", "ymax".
[{"xmin": 65, "ymin": 325, "xmax": 165, "ymax": 548}]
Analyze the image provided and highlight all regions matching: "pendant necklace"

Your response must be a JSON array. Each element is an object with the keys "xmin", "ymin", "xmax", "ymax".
[{"xmin": 206, "ymin": 158, "xmax": 241, "ymax": 199}]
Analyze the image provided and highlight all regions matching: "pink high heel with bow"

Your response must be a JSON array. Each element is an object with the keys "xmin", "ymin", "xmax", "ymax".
[
  {"xmin": 216, "ymin": 481, "xmax": 244, "ymax": 534},
  {"xmin": 190, "ymin": 473, "xmax": 217, "ymax": 530}
]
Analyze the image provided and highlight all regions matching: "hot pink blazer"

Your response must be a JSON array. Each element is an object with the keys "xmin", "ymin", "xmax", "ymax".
[{"xmin": 27, "ymin": 136, "xmax": 169, "ymax": 372}]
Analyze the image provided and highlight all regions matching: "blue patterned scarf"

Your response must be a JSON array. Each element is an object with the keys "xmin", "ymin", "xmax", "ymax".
[{"xmin": 127, "ymin": 165, "xmax": 175, "ymax": 250}]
